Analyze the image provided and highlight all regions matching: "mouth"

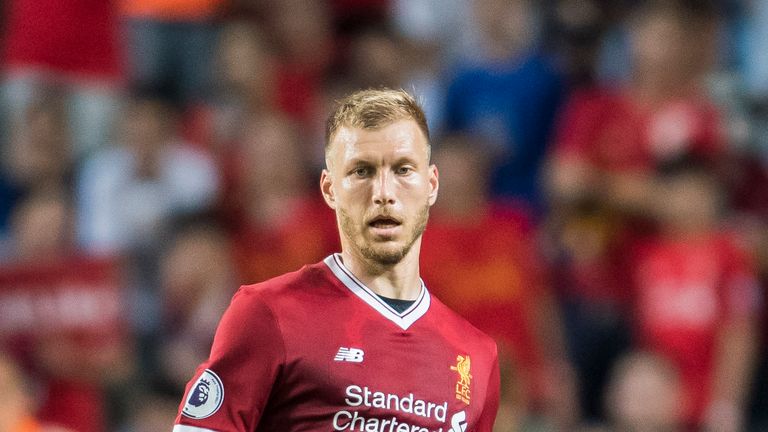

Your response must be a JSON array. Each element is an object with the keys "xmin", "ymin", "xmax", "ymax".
[{"xmin": 367, "ymin": 215, "xmax": 402, "ymax": 236}]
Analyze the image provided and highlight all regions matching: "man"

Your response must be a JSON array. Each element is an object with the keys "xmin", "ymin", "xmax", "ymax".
[{"xmin": 172, "ymin": 88, "xmax": 500, "ymax": 432}]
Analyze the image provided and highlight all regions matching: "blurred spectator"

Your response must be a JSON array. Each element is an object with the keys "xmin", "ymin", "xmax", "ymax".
[
  {"xmin": 345, "ymin": 28, "xmax": 405, "ymax": 91},
  {"xmin": 120, "ymin": 0, "xmax": 226, "ymax": 106},
  {"xmin": 199, "ymin": 21, "xmax": 279, "ymax": 149},
  {"xmin": 602, "ymin": 351, "xmax": 684, "ymax": 432},
  {"xmin": 0, "ymin": 352, "xmax": 74, "ymax": 432},
  {"xmin": 342, "ymin": 25, "xmax": 448, "ymax": 136},
  {"xmin": 391, "ymin": 0, "xmax": 471, "ymax": 132},
  {"xmin": 544, "ymin": 2, "xmax": 724, "ymax": 422},
  {"xmin": 1, "ymin": 190, "xmax": 131, "ymax": 432},
  {"xmin": 442, "ymin": 0, "xmax": 565, "ymax": 210},
  {"xmin": 631, "ymin": 158, "xmax": 759, "ymax": 431},
  {"xmin": 543, "ymin": 0, "xmax": 626, "ymax": 86},
  {"xmin": 0, "ymin": 94, "xmax": 71, "ymax": 243},
  {"xmin": 264, "ymin": 0, "xmax": 334, "ymax": 128},
  {"xmin": 543, "ymin": 198, "xmax": 633, "ymax": 424},
  {"xmin": 548, "ymin": 1, "xmax": 722, "ymax": 214},
  {"xmin": 75, "ymin": 96, "xmax": 220, "ymax": 391},
  {"xmin": 2, "ymin": 0, "xmax": 122, "ymax": 158},
  {"xmin": 7, "ymin": 190, "xmax": 71, "ymax": 262},
  {"xmin": 420, "ymin": 136, "xmax": 577, "ymax": 431},
  {"xmin": 76, "ymin": 95, "xmax": 220, "ymax": 257},
  {"xmin": 225, "ymin": 112, "xmax": 338, "ymax": 284},
  {"xmin": 391, "ymin": 0, "xmax": 471, "ymax": 64},
  {"xmin": 155, "ymin": 218, "xmax": 235, "ymax": 391},
  {"xmin": 5, "ymin": 96, "xmax": 71, "ymax": 192}
]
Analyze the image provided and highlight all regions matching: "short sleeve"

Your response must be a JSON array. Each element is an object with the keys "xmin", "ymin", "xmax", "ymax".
[{"xmin": 173, "ymin": 286, "xmax": 285, "ymax": 432}]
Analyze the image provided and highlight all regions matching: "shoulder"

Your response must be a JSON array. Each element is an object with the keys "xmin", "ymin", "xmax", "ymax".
[
  {"xmin": 210, "ymin": 261, "xmax": 337, "ymax": 351},
  {"xmin": 235, "ymin": 260, "xmax": 338, "ymax": 310},
  {"xmin": 241, "ymin": 260, "xmax": 331, "ymax": 292}
]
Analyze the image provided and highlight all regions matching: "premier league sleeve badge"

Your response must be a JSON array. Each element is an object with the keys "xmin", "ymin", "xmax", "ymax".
[{"xmin": 182, "ymin": 369, "xmax": 225, "ymax": 419}]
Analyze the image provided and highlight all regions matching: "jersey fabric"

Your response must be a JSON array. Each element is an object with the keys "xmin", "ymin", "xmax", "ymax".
[{"xmin": 173, "ymin": 254, "xmax": 500, "ymax": 432}]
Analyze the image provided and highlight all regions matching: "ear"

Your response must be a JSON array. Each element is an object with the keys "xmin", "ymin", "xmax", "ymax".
[
  {"xmin": 320, "ymin": 169, "xmax": 336, "ymax": 209},
  {"xmin": 428, "ymin": 164, "xmax": 439, "ymax": 206}
]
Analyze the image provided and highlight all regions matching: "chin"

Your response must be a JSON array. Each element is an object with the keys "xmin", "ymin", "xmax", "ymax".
[{"xmin": 360, "ymin": 243, "xmax": 409, "ymax": 266}]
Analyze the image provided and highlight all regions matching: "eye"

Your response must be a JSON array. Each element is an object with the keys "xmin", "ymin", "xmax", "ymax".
[
  {"xmin": 353, "ymin": 167, "xmax": 370, "ymax": 177},
  {"xmin": 396, "ymin": 166, "xmax": 413, "ymax": 175}
]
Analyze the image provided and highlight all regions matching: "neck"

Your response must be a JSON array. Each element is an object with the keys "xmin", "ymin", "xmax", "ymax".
[{"xmin": 339, "ymin": 240, "xmax": 423, "ymax": 301}]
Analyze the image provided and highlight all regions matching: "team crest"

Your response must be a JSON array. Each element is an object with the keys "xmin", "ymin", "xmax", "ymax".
[
  {"xmin": 182, "ymin": 369, "xmax": 224, "ymax": 419},
  {"xmin": 450, "ymin": 355, "xmax": 472, "ymax": 404}
]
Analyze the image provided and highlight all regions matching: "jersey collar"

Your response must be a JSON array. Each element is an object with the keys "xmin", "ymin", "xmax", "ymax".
[{"xmin": 324, "ymin": 254, "xmax": 430, "ymax": 330}]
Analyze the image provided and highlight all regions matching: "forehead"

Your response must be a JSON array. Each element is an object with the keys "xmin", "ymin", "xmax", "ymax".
[{"xmin": 328, "ymin": 119, "xmax": 429, "ymax": 163}]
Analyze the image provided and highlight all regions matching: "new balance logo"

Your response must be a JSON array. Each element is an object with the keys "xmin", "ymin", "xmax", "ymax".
[{"xmin": 334, "ymin": 347, "xmax": 364, "ymax": 363}]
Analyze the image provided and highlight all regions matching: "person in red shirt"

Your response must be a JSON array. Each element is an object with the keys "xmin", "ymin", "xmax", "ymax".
[
  {"xmin": 631, "ymin": 158, "xmax": 759, "ymax": 431},
  {"xmin": 173, "ymin": 88, "xmax": 500, "ymax": 432},
  {"xmin": 0, "ymin": 190, "xmax": 130, "ymax": 432},
  {"xmin": 420, "ymin": 135, "xmax": 576, "ymax": 430},
  {"xmin": 223, "ymin": 113, "xmax": 338, "ymax": 284},
  {"xmin": 548, "ymin": 2, "xmax": 723, "ymax": 215},
  {"xmin": 543, "ymin": 3, "xmax": 724, "ymax": 422}
]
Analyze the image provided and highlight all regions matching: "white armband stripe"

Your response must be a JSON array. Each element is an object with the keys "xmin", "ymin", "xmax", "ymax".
[{"xmin": 172, "ymin": 425, "xmax": 220, "ymax": 432}]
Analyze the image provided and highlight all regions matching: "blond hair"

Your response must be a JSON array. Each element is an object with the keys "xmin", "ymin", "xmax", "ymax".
[{"xmin": 325, "ymin": 88, "xmax": 430, "ymax": 154}]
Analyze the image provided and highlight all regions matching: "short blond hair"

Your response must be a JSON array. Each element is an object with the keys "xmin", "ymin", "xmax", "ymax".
[{"xmin": 325, "ymin": 88, "xmax": 430, "ymax": 154}]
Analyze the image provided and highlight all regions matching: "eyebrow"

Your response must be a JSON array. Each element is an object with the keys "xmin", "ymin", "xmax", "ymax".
[
  {"xmin": 391, "ymin": 155, "xmax": 420, "ymax": 166},
  {"xmin": 343, "ymin": 155, "xmax": 422, "ymax": 169}
]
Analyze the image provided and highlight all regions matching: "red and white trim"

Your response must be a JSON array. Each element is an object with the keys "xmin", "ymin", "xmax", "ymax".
[{"xmin": 324, "ymin": 254, "xmax": 430, "ymax": 330}]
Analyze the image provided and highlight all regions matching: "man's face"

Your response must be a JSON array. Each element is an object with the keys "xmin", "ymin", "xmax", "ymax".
[{"xmin": 321, "ymin": 119, "xmax": 438, "ymax": 266}]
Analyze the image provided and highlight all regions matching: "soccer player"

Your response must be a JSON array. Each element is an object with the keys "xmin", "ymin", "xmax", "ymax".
[{"xmin": 172, "ymin": 88, "xmax": 500, "ymax": 432}]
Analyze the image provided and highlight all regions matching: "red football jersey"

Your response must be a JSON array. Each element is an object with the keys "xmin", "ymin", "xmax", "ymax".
[{"xmin": 173, "ymin": 254, "xmax": 500, "ymax": 432}]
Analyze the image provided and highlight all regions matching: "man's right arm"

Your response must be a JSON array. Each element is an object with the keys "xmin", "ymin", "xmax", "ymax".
[{"xmin": 173, "ymin": 286, "xmax": 285, "ymax": 432}]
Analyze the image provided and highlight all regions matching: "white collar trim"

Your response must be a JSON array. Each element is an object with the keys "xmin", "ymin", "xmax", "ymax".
[{"xmin": 323, "ymin": 254, "xmax": 430, "ymax": 330}]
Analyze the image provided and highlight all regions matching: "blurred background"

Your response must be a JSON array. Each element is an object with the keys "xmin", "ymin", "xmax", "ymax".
[{"xmin": 0, "ymin": 0, "xmax": 766, "ymax": 431}]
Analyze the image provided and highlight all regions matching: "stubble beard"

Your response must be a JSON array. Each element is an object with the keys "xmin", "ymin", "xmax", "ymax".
[{"xmin": 339, "ymin": 203, "xmax": 430, "ymax": 266}]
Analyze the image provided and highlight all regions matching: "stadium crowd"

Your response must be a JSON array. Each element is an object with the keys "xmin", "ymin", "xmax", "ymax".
[{"xmin": 0, "ymin": 0, "xmax": 766, "ymax": 431}]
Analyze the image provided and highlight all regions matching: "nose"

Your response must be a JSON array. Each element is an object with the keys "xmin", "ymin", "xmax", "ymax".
[{"xmin": 372, "ymin": 169, "xmax": 396, "ymax": 206}]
